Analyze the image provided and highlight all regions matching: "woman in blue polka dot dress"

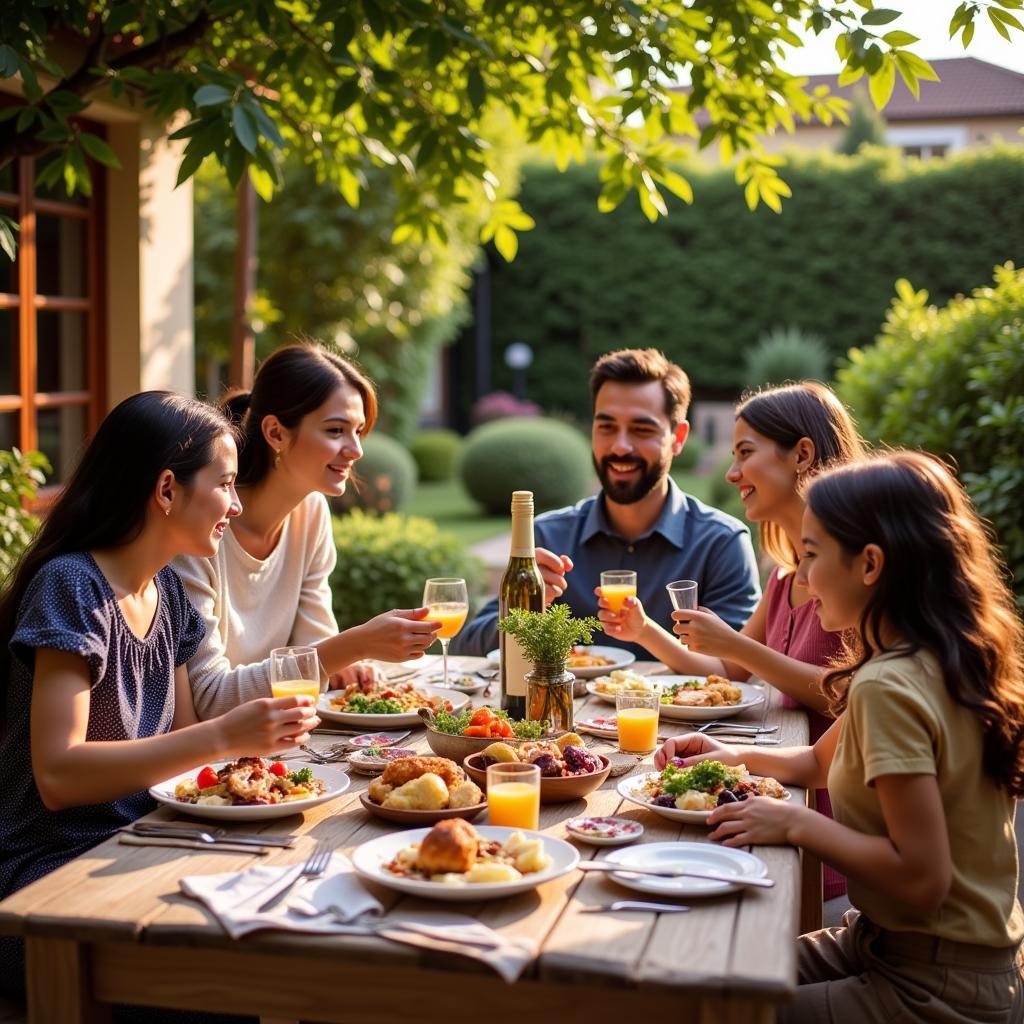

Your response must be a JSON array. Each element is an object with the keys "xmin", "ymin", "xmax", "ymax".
[{"xmin": 0, "ymin": 392, "xmax": 320, "ymax": 1006}]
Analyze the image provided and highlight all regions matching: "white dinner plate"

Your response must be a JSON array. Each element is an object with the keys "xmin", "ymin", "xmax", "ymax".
[
  {"xmin": 351, "ymin": 826, "xmax": 579, "ymax": 901},
  {"xmin": 617, "ymin": 772, "xmax": 792, "ymax": 825},
  {"xmin": 603, "ymin": 841, "xmax": 768, "ymax": 897},
  {"xmin": 588, "ymin": 676, "xmax": 764, "ymax": 721},
  {"xmin": 486, "ymin": 645, "xmax": 636, "ymax": 680},
  {"xmin": 318, "ymin": 685, "xmax": 470, "ymax": 728},
  {"xmin": 585, "ymin": 676, "xmax": 662, "ymax": 703},
  {"xmin": 566, "ymin": 816, "xmax": 644, "ymax": 847},
  {"xmin": 151, "ymin": 761, "xmax": 350, "ymax": 822}
]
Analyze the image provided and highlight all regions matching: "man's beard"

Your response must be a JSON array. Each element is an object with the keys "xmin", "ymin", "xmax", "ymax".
[{"xmin": 594, "ymin": 453, "xmax": 669, "ymax": 505}]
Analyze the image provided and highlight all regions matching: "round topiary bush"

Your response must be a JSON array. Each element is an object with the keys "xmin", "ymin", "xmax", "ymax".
[
  {"xmin": 332, "ymin": 432, "xmax": 417, "ymax": 515},
  {"xmin": 673, "ymin": 434, "xmax": 706, "ymax": 473},
  {"xmin": 331, "ymin": 510, "xmax": 485, "ymax": 631},
  {"xmin": 409, "ymin": 428, "xmax": 463, "ymax": 482},
  {"xmin": 459, "ymin": 417, "xmax": 591, "ymax": 514},
  {"xmin": 744, "ymin": 326, "xmax": 831, "ymax": 388}
]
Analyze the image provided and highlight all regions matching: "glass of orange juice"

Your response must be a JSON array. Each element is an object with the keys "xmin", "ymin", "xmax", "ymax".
[
  {"xmin": 423, "ymin": 577, "xmax": 468, "ymax": 689},
  {"xmin": 486, "ymin": 762, "xmax": 541, "ymax": 830},
  {"xmin": 615, "ymin": 686, "xmax": 661, "ymax": 756},
  {"xmin": 600, "ymin": 569, "xmax": 637, "ymax": 615},
  {"xmin": 270, "ymin": 645, "xmax": 321, "ymax": 701}
]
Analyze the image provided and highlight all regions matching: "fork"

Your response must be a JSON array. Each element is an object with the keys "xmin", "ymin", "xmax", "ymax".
[
  {"xmin": 256, "ymin": 840, "xmax": 333, "ymax": 913},
  {"xmin": 580, "ymin": 900, "xmax": 690, "ymax": 914},
  {"xmin": 695, "ymin": 722, "xmax": 778, "ymax": 734}
]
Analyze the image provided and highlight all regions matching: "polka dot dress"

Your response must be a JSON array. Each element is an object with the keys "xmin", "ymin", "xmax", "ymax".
[{"xmin": 0, "ymin": 552, "xmax": 203, "ymax": 1000}]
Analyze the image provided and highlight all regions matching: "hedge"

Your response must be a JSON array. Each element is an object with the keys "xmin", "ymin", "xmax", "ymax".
[{"xmin": 476, "ymin": 146, "xmax": 1024, "ymax": 421}]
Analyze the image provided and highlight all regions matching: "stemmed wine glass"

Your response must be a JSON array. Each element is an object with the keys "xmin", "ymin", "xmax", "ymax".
[{"xmin": 422, "ymin": 577, "xmax": 468, "ymax": 689}]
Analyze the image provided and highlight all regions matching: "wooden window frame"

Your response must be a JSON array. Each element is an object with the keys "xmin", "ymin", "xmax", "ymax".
[{"xmin": 0, "ymin": 137, "xmax": 107, "ymax": 500}]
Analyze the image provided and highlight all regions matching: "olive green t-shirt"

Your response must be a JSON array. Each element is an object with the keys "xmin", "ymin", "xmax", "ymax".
[{"xmin": 828, "ymin": 649, "xmax": 1023, "ymax": 948}]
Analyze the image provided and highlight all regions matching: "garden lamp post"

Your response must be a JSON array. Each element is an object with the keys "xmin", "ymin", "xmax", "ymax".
[{"xmin": 504, "ymin": 342, "xmax": 534, "ymax": 400}]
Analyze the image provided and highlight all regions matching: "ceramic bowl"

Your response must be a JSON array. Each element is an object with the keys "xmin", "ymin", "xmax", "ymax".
[{"xmin": 463, "ymin": 752, "xmax": 611, "ymax": 804}]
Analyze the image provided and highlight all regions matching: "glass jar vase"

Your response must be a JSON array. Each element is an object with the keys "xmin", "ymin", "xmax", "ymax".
[{"xmin": 525, "ymin": 663, "xmax": 575, "ymax": 734}]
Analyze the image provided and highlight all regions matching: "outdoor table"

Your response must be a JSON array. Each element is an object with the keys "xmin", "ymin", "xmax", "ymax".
[{"xmin": 0, "ymin": 656, "xmax": 810, "ymax": 1024}]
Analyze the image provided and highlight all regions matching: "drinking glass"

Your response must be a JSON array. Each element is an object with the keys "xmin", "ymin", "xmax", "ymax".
[
  {"xmin": 270, "ymin": 645, "xmax": 322, "ymax": 700},
  {"xmin": 600, "ymin": 569, "xmax": 637, "ymax": 615},
  {"xmin": 615, "ymin": 686, "xmax": 662, "ymax": 755},
  {"xmin": 666, "ymin": 579, "xmax": 699, "ymax": 650},
  {"xmin": 486, "ymin": 762, "xmax": 541, "ymax": 830},
  {"xmin": 422, "ymin": 577, "xmax": 468, "ymax": 689}
]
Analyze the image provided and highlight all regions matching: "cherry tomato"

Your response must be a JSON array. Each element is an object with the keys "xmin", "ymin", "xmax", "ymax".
[
  {"xmin": 268, "ymin": 761, "xmax": 288, "ymax": 777},
  {"xmin": 196, "ymin": 766, "xmax": 219, "ymax": 789},
  {"xmin": 463, "ymin": 725, "xmax": 489, "ymax": 737},
  {"xmin": 497, "ymin": 721, "xmax": 514, "ymax": 738},
  {"xmin": 470, "ymin": 707, "xmax": 495, "ymax": 726}
]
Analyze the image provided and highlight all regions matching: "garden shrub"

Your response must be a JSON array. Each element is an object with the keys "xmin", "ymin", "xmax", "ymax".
[
  {"xmin": 459, "ymin": 417, "xmax": 591, "ymax": 514},
  {"xmin": 472, "ymin": 147, "xmax": 1024, "ymax": 423},
  {"xmin": 674, "ymin": 434, "xmax": 706, "ymax": 473},
  {"xmin": 744, "ymin": 326, "xmax": 831, "ymax": 388},
  {"xmin": 331, "ymin": 510, "xmax": 484, "ymax": 631},
  {"xmin": 837, "ymin": 263, "xmax": 1024, "ymax": 604},
  {"xmin": 332, "ymin": 433, "xmax": 417, "ymax": 515},
  {"xmin": 409, "ymin": 429, "xmax": 463, "ymax": 483},
  {"xmin": 471, "ymin": 391, "xmax": 541, "ymax": 425},
  {"xmin": 0, "ymin": 448, "xmax": 50, "ymax": 586}
]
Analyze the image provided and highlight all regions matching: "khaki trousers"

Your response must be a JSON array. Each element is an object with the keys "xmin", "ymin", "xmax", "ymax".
[{"xmin": 778, "ymin": 911, "xmax": 1024, "ymax": 1023}]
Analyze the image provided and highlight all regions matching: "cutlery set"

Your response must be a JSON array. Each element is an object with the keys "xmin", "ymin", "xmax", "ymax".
[
  {"xmin": 122, "ymin": 821, "xmax": 295, "ymax": 851},
  {"xmin": 576, "ymin": 861, "xmax": 774, "ymax": 889},
  {"xmin": 691, "ymin": 721, "xmax": 780, "ymax": 744}
]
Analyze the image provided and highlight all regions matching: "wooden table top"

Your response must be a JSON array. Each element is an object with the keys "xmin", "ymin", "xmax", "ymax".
[{"xmin": 0, "ymin": 657, "xmax": 808, "ymax": 1004}]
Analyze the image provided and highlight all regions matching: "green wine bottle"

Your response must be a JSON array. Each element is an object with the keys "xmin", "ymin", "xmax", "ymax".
[{"xmin": 499, "ymin": 490, "xmax": 544, "ymax": 718}]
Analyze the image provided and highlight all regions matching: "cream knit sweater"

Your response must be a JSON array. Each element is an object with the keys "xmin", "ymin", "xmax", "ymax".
[{"xmin": 173, "ymin": 492, "xmax": 338, "ymax": 719}]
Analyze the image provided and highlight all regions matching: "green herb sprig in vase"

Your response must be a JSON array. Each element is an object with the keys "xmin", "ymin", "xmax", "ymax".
[{"xmin": 498, "ymin": 605, "xmax": 600, "ymax": 732}]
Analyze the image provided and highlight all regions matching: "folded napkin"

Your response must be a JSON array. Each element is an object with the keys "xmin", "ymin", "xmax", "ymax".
[{"xmin": 180, "ymin": 854, "xmax": 535, "ymax": 982}]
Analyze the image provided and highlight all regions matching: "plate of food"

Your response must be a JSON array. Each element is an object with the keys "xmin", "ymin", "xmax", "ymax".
[
  {"xmin": 347, "ymin": 746, "xmax": 419, "ymax": 775},
  {"xmin": 463, "ymin": 736, "xmax": 610, "ymax": 804},
  {"xmin": 345, "ymin": 731, "xmax": 412, "ymax": 749},
  {"xmin": 656, "ymin": 676, "xmax": 765, "ymax": 721},
  {"xmin": 565, "ymin": 816, "xmax": 644, "ymax": 846},
  {"xmin": 586, "ymin": 670, "xmax": 662, "ymax": 703},
  {"xmin": 151, "ymin": 756, "xmax": 351, "ymax": 821},
  {"xmin": 360, "ymin": 754, "xmax": 486, "ymax": 824},
  {"xmin": 574, "ymin": 715, "xmax": 619, "ymax": 738},
  {"xmin": 603, "ymin": 841, "xmax": 769, "ymax": 897},
  {"xmin": 617, "ymin": 760, "xmax": 790, "ymax": 824},
  {"xmin": 565, "ymin": 646, "xmax": 636, "ymax": 679},
  {"xmin": 351, "ymin": 820, "xmax": 579, "ymax": 901},
  {"xmin": 319, "ymin": 683, "xmax": 469, "ymax": 728}
]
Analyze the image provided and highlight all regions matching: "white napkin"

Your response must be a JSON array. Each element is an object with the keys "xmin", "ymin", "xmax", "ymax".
[{"xmin": 180, "ymin": 855, "xmax": 535, "ymax": 982}]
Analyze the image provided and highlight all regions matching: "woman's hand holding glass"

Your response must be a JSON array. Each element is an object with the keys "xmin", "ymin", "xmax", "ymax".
[
  {"xmin": 594, "ymin": 587, "xmax": 649, "ymax": 642},
  {"xmin": 348, "ymin": 607, "xmax": 443, "ymax": 663},
  {"xmin": 671, "ymin": 606, "xmax": 740, "ymax": 657},
  {"xmin": 216, "ymin": 695, "xmax": 320, "ymax": 756}
]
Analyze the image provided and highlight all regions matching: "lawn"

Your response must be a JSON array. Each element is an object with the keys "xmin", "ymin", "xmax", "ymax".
[{"xmin": 406, "ymin": 469, "xmax": 716, "ymax": 547}]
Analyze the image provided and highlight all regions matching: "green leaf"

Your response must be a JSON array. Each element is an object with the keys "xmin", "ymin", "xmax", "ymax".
[
  {"xmin": 869, "ymin": 56, "xmax": 896, "ymax": 108},
  {"xmin": 493, "ymin": 225, "xmax": 518, "ymax": 261},
  {"xmin": 15, "ymin": 106, "xmax": 37, "ymax": 132},
  {"xmin": 467, "ymin": 65, "xmax": 485, "ymax": 112},
  {"xmin": 0, "ymin": 215, "xmax": 19, "ymax": 261},
  {"xmin": 232, "ymin": 106, "xmax": 258, "ymax": 153},
  {"xmin": 333, "ymin": 79, "xmax": 361, "ymax": 116},
  {"xmin": 78, "ymin": 133, "xmax": 121, "ymax": 169},
  {"xmin": 194, "ymin": 84, "xmax": 232, "ymax": 107},
  {"xmin": 0, "ymin": 45, "xmax": 18, "ymax": 78},
  {"xmin": 991, "ymin": 7, "xmax": 1024, "ymax": 29},
  {"xmin": 882, "ymin": 30, "xmax": 919, "ymax": 46},
  {"xmin": 175, "ymin": 146, "xmax": 206, "ymax": 188},
  {"xmin": 248, "ymin": 163, "xmax": 275, "ymax": 202},
  {"xmin": 861, "ymin": 8, "xmax": 901, "ymax": 25},
  {"xmin": 660, "ymin": 169, "xmax": 693, "ymax": 204}
]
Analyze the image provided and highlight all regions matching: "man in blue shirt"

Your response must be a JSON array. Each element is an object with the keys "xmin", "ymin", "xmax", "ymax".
[{"xmin": 455, "ymin": 348, "xmax": 760, "ymax": 659}]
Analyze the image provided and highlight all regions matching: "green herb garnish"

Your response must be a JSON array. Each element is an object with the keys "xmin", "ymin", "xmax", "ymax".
[
  {"xmin": 498, "ymin": 604, "xmax": 600, "ymax": 667},
  {"xmin": 344, "ymin": 695, "xmax": 403, "ymax": 715},
  {"xmin": 659, "ymin": 760, "xmax": 740, "ymax": 796},
  {"xmin": 288, "ymin": 766, "xmax": 315, "ymax": 786}
]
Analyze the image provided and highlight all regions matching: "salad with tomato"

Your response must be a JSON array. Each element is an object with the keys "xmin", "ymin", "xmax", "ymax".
[
  {"xmin": 174, "ymin": 756, "xmax": 325, "ymax": 807},
  {"xmin": 430, "ymin": 705, "xmax": 551, "ymax": 740}
]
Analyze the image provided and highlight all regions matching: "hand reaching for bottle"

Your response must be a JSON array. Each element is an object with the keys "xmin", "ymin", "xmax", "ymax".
[{"xmin": 536, "ymin": 547, "xmax": 573, "ymax": 605}]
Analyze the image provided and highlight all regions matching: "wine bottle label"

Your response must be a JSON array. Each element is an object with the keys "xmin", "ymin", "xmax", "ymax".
[{"xmin": 503, "ymin": 637, "xmax": 530, "ymax": 698}]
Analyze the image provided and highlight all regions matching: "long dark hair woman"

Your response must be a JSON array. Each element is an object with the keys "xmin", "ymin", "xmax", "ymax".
[
  {"xmin": 657, "ymin": 450, "xmax": 1024, "ymax": 1023},
  {"xmin": 0, "ymin": 391, "xmax": 318, "ymax": 1002},
  {"xmin": 174, "ymin": 343, "xmax": 441, "ymax": 719}
]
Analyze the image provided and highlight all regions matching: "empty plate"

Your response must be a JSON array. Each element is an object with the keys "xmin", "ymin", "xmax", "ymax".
[{"xmin": 602, "ymin": 841, "xmax": 768, "ymax": 897}]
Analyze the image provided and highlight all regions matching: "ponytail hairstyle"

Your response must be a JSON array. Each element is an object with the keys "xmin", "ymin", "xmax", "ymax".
[
  {"xmin": 808, "ymin": 450, "xmax": 1024, "ymax": 796},
  {"xmin": 223, "ymin": 343, "xmax": 378, "ymax": 487},
  {"xmin": 0, "ymin": 392, "xmax": 233, "ymax": 711},
  {"xmin": 735, "ymin": 382, "xmax": 865, "ymax": 572}
]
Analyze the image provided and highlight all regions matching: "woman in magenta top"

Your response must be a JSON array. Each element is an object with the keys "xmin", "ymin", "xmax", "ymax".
[{"xmin": 599, "ymin": 382, "xmax": 865, "ymax": 900}]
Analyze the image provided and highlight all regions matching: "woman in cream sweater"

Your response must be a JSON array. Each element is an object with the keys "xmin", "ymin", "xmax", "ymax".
[{"xmin": 176, "ymin": 344, "xmax": 441, "ymax": 719}]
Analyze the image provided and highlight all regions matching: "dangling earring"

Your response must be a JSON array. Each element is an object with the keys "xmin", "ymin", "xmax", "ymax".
[
  {"xmin": 274, "ymin": 448, "xmax": 282, "ymax": 469},
  {"xmin": 164, "ymin": 504, "xmax": 171, "ymax": 516}
]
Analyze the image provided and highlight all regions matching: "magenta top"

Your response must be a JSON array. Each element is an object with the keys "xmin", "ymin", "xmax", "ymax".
[{"xmin": 763, "ymin": 566, "xmax": 847, "ymax": 900}]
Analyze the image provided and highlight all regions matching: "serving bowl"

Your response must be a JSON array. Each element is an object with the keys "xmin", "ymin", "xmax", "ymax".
[
  {"xmin": 417, "ymin": 707, "xmax": 564, "ymax": 763},
  {"xmin": 358, "ymin": 791, "xmax": 486, "ymax": 826},
  {"xmin": 463, "ymin": 752, "xmax": 611, "ymax": 804}
]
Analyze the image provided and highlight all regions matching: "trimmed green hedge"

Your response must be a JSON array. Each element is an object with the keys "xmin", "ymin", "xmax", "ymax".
[
  {"xmin": 459, "ymin": 417, "xmax": 591, "ymax": 514},
  {"xmin": 837, "ymin": 263, "xmax": 1024, "ymax": 604},
  {"xmin": 476, "ymin": 146, "xmax": 1024, "ymax": 421},
  {"xmin": 409, "ymin": 429, "xmax": 463, "ymax": 482},
  {"xmin": 332, "ymin": 433, "xmax": 417, "ymax": 515},
  {"xmin": 331, "ymin": 510, "xmax": 484, "ymax": 631}
]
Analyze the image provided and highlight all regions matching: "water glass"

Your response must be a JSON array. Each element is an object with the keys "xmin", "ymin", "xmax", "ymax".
[
  {"xmin": 666, "ymin": 579, "xmax": 698, "ymax": 650},
  {"xmin": 600, "ymin": 569, "xmax": 637, "ymax": 615},
  {"xmin": 270, "ymin": 645, "xmax": 321, "ymax": 700},
  {"xmin": 486, "ymin": 762, "xmax": 540, "ymax": 830},
  {"xmin": 422, "ymin": 577, "xmax": 468, "ymax": 688},
  {"xmin": 615, "ymin": 686, "xmax": 662, "ymax": 755}
]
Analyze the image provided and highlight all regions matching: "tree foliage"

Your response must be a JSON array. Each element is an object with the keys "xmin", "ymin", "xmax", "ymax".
[
  {"xmin": 468, "ymin": 146, "xmax": 1024, "ymax": 422},
  {"xmin": 3, "ymin": 1, "xmax": 1021, "ymax": 259}
]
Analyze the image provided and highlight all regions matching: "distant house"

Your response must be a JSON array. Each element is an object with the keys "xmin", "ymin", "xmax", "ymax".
[{"xmin": 761, "ymin": 56, "xmax": 1024, "ymax": 157}]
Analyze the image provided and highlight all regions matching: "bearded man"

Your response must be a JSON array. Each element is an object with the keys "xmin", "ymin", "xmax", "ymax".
[{"xmin": 455, "ymin": 348, "xmax": 760, "ymax": 658}]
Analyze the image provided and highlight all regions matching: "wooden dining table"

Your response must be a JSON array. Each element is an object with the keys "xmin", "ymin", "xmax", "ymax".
[{"xmin": 0, "ymin": 656, "xmax": 812, "ymax": 1024}]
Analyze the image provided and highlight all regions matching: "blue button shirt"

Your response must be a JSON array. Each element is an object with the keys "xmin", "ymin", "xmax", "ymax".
[{"xmin": 454, "ymin": 479, "xmax": 761, "ymax": 658}]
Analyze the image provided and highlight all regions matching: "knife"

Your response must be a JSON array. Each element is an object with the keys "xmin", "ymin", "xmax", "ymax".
[{"xmin": 128, "ymin": 823, "xmax": 295, "ymax": 848}]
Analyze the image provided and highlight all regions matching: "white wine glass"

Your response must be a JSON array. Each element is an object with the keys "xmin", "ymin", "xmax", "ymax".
[{"xmin": 422, "ymin": 577, "xmax": 468, "ymax": 689}]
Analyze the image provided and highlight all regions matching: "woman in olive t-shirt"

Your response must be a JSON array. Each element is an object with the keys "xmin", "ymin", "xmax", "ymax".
[{"xmin": 656, "ymin": 451, "xmax": 1024, "ymax": 1023}]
